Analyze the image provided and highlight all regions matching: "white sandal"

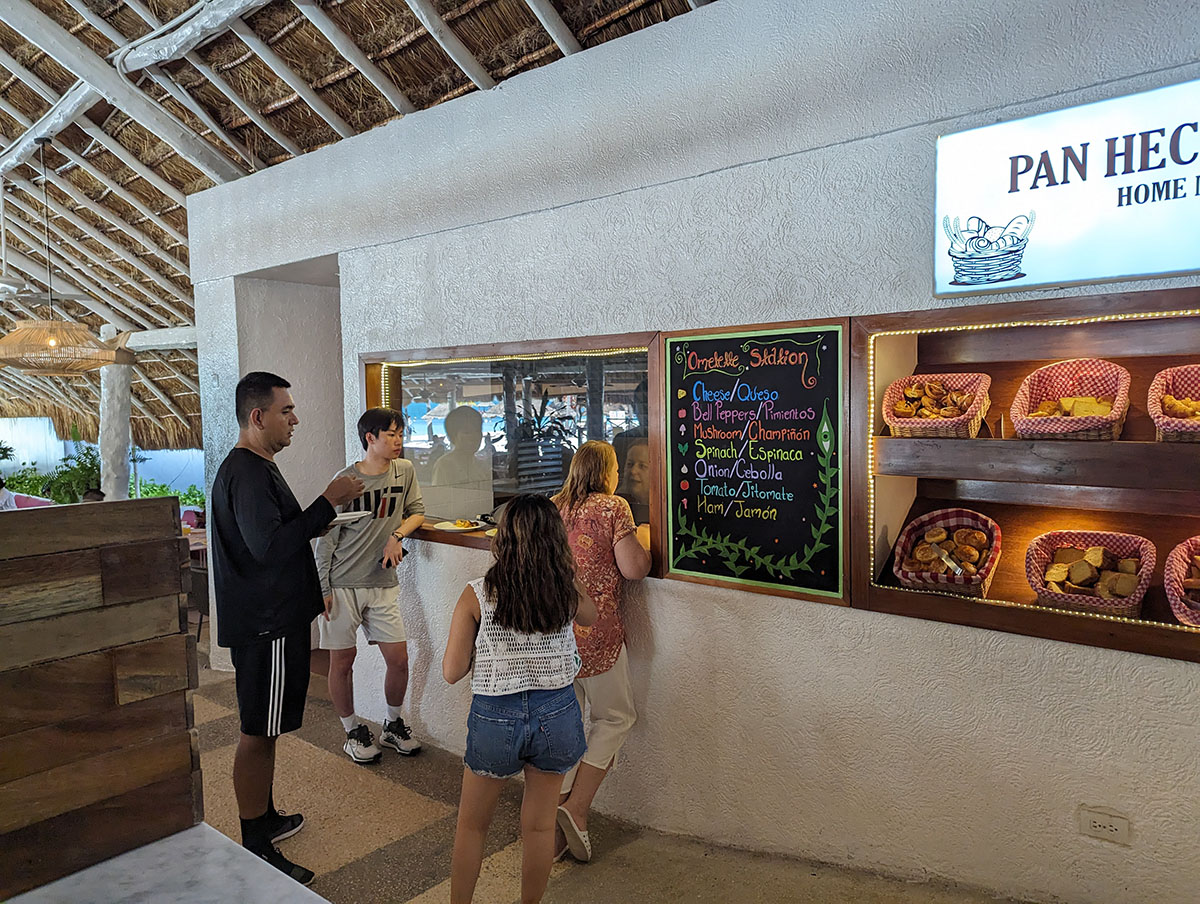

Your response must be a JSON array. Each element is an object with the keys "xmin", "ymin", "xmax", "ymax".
[{"xmin": 556, "ymin": 806, "xmax": 592, "ymax": 862}]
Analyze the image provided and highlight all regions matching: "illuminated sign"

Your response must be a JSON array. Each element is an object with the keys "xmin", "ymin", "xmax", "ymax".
[{"xmin": 935, "ymin": 78, "xmax": 1200, "ymax": 295}]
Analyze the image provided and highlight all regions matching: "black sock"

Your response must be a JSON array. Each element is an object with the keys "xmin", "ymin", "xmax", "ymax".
[{"xmin": 240, "ymin": 809, "xmax": 272, "ymax": 850}]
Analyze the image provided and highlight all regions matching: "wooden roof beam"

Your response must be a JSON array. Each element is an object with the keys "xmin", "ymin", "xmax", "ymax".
[
  {"xmin": 0, "ymin": 47, "xmax": 188, "ymax": 207},
  {"xmin": 402, "ymin": 0, "xmax": 496, "ymax": 90},
  {"xmin": 183, "ymin": 52, "xmax": 303, "ymax": 157},
  {"xmin": 3, "ymin": 243, "xmax": 147, "ymax": 331},
  {"xmin": 116, "ymin": 0, "xmax": 273, "ymax": 70},
  {"xmin": 520, "ymin": 0, "xmax": 581, "ymax": 55},
  {"xmin": 0, "ymin": 103, "xmax": 189, "ymax": 266},
  {"xmin": 7, "ymin": 176, "xmax": 194, "ymax": 314},
  {"xmin": 291, "ymin": 0, "xmax": 416, "ymax": 115},
  {"xmin": 228, "ymin": 19, "xmax": 355, "ymax": 138},
  {"xmin": 0, "ymin": 1, "xmax": 244, "ymax": 183},
  {"xmin": 4, "ymin": 218, "xmax": 167, "ymax": 329},
  {"xmin": 125, "ymin": 327, "xmax": 198, "ymax": 351}
]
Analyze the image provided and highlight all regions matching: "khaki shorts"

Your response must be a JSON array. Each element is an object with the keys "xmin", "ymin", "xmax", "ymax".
[{"xmin": 318, "ymin": 587, "xmax": 407, "ymax": 649}]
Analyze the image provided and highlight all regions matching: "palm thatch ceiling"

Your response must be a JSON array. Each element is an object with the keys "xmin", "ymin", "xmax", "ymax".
[{"xmin": 0, "ymin": 0, "xmax": 710, "ymax": 449}]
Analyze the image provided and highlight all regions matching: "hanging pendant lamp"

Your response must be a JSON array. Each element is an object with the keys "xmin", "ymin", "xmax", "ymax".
[{"xmin": 0, "ymin": 138, "xmax": 134, "ymax": 376}]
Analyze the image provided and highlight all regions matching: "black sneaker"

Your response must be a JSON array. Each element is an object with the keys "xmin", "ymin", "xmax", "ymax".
[
  {"xmin": 253, "ymin": 844, "xmax": 315, "ymax": 886},
  {"xmin": 267, "ymin": 808, "xmax": 305, "ymax": 843}
]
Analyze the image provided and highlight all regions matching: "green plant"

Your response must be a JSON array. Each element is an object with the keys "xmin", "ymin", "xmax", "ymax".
[
  {"xmin": 42, "ymin": 444, "xmax": 102, "ymax": 504},
  {"xmin": 0, "ymin": 440, "xmax": 13, "ymax": 462},
  {"xmin": 136, "ymin": 478, "xmax": 205, "ymax": 507},
  {"xmin": 3, "ymin": 462, "xmax": 51, "ymax": 497},
  {"xmin": 517, "ymin": 388, "xmax": 577, "ymax": 444}
]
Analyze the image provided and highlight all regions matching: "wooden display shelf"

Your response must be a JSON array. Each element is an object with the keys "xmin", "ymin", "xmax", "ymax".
[
  {"xmin": 866, "ymin": 495, "xmax": 1200, "ymax": 661},
  {"xmin": 850, "ymin": 286, "xmax": 1200, "ymax": 663},
  {"xmin": 873, "ymin": 437, "xmax": 1200, "ymax": 493}
]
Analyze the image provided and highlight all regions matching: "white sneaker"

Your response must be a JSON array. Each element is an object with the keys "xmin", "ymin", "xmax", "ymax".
[
  {"xmin": 380, "ymin": 717, "xmax": 421, "ymax": 756},
  {"xmin": 343, "ymin": 724, "xmax": 382, "ymax": 763}
]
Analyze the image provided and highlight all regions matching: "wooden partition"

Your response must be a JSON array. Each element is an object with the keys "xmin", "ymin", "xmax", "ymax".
[{"xmin": 0, "ymin": 498, "xmax": 202, "ymax": 899}]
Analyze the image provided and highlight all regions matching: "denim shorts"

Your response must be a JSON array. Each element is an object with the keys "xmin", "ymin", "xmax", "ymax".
[{"xmin": 465, "ymin": 685, "xmax": 587, "ymax": 779}]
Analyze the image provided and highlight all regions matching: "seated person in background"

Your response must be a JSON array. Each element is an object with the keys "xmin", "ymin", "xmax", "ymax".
[
  {"xmin": 615, "ymin": 438, "xmax": 650, "ymax": 525},
  {"xmin": 432, "ymin": 406, "xmax": 491, "ymax": 488},
  {"xmin": 0, "ymin": 477, "xmax": 16, "ymax": 511},
  {"xmin": 81, "ymin": 487, "xmax": 106, "ymax": 503}
]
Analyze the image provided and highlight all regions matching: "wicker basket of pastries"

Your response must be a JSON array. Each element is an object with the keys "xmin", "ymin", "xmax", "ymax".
[
  {"xmin": 882, "ymin": 373, "xmax": 992, "ymax": 439},
  {"xmin": 892, "ymin": 508, "xmax": 1001, "ymax": 598},
  {"xmin": 1148, "ymin": 364, "xmax": 1200, "ymax": 443},
  {"xmin": 1164, "ymin": 536, "xmax": 1200, "ymax": 627},
  {"xmin": 1025, "ymin": 530, "xmax": 1155, "ymax": 619},
  {"xmin": 1010, "ymin": 358, "xmax": 1130, "ymax": 441}
]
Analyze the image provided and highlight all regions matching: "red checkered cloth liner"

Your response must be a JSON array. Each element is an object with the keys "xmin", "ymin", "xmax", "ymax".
[
  {"xmin": 1164, "ymin": 536, "xmax": 1200, "ymax": 627},
  {"xmin": 1010, "ymin": 359, "xmax": 1130, "ymax": 438},
  {"xmin": 882, "ymin": 373, "xmax": 992, "ymax": 439},
  {"xmin": 1025, "ymin": 530, "xmax": 1156, "ymax": 619},
  {"xmin": 893, "ymin": 508, "xmax": 1001, "ymax": 596},
  {"xmin": 1148, "ymin": 364, "xmax": 1200, "ymax": 441}
]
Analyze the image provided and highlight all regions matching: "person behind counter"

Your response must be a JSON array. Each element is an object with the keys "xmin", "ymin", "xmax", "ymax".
[
  {"xmin": 442, "ymin": 494, "xmax": 597, "ymax": 904},
  {"xmin": 210, "ymin": 371, "xmax": 364, "ymax": 886},
  {"xmin": 432, "ymin": 405, "xmax": 491, "ymax": 488},
  {"xmin": 314, "ymin": 407, "xmax": 426, "ymax": 764},
  {"xmin": 614, "ymin": 437, "xmax": 650, "ymax": 525},
  {"xmin": 551, "ymin": 440, "xmax": 651, "ymax": 863}
]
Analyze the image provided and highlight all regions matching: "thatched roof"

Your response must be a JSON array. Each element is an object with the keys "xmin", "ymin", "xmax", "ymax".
[{"xmin": 0, "ymin": 0, "xmax": 707, "ymax": 449}]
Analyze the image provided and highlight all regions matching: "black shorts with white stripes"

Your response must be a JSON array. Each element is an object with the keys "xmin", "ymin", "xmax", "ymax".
[{"xmin": 230, "ymin": 623, "xmax": 311, "ymax": 737}]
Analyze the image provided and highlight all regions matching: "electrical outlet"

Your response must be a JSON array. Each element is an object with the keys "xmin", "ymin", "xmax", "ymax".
[{"xmin": 1078, "ymin": 806, "xmax": 1131, "ymax": 845}]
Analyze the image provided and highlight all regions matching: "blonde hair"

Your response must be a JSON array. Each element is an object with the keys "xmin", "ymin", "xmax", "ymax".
[{"xmin": 552, "ymin": 440, "xmax": 616, "ymax": 515}]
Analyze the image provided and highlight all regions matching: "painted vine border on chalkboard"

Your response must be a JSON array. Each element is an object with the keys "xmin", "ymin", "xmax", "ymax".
[{"xmin": 663, "ymin": 322, "xmax": 847, "ymax": 602}]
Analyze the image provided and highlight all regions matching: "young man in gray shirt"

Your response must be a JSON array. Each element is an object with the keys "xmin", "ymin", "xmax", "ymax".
[{"xmin": 315, "ymin": 408, "xmax": 426, "ymax": 763}]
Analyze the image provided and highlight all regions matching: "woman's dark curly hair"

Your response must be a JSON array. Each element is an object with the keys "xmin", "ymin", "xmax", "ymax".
[{"xmin": 484, "ymin": 494, "xmax": 579, "ymax": 634}]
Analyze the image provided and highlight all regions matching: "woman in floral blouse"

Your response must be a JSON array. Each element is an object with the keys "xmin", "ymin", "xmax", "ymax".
[{"xmin": 551, "ymin": 441, "xmax": 651, "ymax": 862}]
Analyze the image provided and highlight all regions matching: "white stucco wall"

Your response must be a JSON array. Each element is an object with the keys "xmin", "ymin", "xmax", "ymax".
[
  {"xmin": 188, "ymin": 0, "xmax": 1200, "ymax": 901},
  {"xmin": 195, "ymin": 276, "xmax": 344, "ymax": 668}
]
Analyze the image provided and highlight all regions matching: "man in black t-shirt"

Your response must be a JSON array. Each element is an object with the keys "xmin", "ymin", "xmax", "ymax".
[{"xmin": 210, "ymin": 372, "xmax": 363, "ymax": 885}]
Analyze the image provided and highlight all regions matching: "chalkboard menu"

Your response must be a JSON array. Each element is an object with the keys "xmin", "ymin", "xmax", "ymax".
[{"xmin": 665, "ymin": 324, "xmax": 844, "ymax": 598}]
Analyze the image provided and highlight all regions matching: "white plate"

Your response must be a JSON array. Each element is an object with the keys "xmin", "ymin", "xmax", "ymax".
[
  {"xmin": 433, "ymin": 520, "xmax": 485, "ymax": 532},
  {"xmin": 332, "ymin": 511, "xmax": 372, "ymax": 525}
]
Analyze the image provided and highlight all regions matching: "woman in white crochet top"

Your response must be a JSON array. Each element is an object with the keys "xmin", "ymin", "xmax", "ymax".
[{"xmin": 443, "ymin": 494, "xmax": 597, "ymax": 904}]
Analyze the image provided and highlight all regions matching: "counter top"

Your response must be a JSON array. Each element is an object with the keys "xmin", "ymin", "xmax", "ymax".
[{"xmin": 9, "ymin": 823, "xmax": 330, "ymax": 904}]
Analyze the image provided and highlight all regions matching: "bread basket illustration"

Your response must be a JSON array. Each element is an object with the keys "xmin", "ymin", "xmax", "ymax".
[{"xmin": 944, "ymin": 213, "xmax": 1035, "ymax": 285}]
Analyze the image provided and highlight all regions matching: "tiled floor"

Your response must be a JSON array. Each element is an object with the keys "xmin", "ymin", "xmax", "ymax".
[{"xmin": 191, "ymin": 624, "xmax": 1033, "ymax": 904}]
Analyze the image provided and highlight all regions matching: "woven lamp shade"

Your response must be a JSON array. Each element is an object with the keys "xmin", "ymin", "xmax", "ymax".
[{"xmin": 0, "ymin": 319, "xmax": 135, "ymax": 376}]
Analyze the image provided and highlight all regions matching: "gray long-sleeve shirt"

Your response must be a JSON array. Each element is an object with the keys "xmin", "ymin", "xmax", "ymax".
[{"xmin": 314, "ymin": 458, "xmax": 424, "ymax": 595}]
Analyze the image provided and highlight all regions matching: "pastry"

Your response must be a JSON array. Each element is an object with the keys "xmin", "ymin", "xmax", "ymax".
[
  {"xmin": 1183, "ymin": 555, "xmax": 1200, "ymax": 605},
  {"xmin": 1162, "ymin": 395, "xmax": 1200, "ymax": 420},
  {"xmin": 913, "ymin": 543, "xmax": 937, "ymax": 564},
  {"xmin": 959, "ymin": 562, "xmax": 978, "ymax": 577},
  {"xmin": 953, "ymin": 544, "xmax": 979, "ymax": 564},
  {"xmin": 1044, "ymin": 545, "xmax": 1140, "ymax": 599},
  {"xmin": 938, "ymin": 406, "xmax": 963, "ymax": 418},
  {"xmin": 924, "ymin": 527, "xmax": 948, "ymax": 544},
  {"xmin": 939, "ymin": 539, "xmax": 958, "ymax": 553},
  {"xmin": 894, "ymin": 400, "xmax": 918, "ymax": 417},
  {"xmin": 904, "ymin": 384, "xmax": 925, "ymax": 402},
  {"xmin": 924, "ymin": 381, "xmax": 947, "ymax": 399},
  {"xmin": 1028, "ymin": 396, "xmax": 1114, "ymax": 419}
]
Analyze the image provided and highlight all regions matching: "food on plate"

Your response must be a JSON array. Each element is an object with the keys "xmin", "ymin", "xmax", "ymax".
[
  {"xmin": 1043, "ymin": 546, "xmax": 1140, "ymax": 599},
  {"xmin": 1161, "ymin": 395, "xmax": 1200, "ymax": 420},
  {"xmin": 453, "ymin": 518, "xmax": 477, "ymax": 528},
  {"xmin": 892, "ymin": 380, "xmax": 976, "ymax": 419},
  {"xmin": 1026, "ymin": 396, "xmax": 1115, "ymax": 418},
  {"xmin": 900, "ymin": 523, "xmax": 992, "ymax": 576}
]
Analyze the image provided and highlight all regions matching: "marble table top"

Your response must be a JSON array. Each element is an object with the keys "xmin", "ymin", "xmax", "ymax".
[{"xmin": 10, "ymin": 824, "xmax": 330, "ymax": 904}]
